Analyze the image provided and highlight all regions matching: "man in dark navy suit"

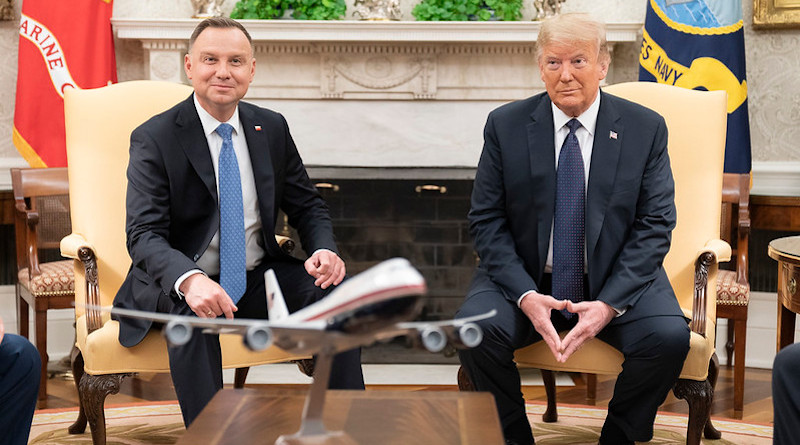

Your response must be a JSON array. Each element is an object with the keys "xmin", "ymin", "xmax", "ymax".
[
  {"xmin": 0, "ymin": 317, "xmax": 40, "ymax": 445},
  {"xmin": 457, "ymin": 13, "xmax": 690, "ymax": 445},
  {"xmin": 115, "ymin": 17, "xmax": 363, "ymax": 426}
]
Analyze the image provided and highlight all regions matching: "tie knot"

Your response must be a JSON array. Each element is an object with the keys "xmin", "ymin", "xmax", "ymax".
[
  {"xmin": 566, "ymin": 118, "xmax": 581, "ymax": 134},
  {"xmin": 216, "ymin": 123, "xmax": 234, "ymax": 140}
]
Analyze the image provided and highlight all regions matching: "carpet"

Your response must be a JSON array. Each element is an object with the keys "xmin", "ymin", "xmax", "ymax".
[{"xmin": 29, "ymin": 400, "xmax": 772, "ymax": 444}]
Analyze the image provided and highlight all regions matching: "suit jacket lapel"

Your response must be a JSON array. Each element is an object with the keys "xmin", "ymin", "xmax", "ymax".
[
  {"xmin": 175, "ymin": 95, "xmax": 218, "ymax": 202},
  {"xmin": 527, "ymin": 96, "xmax": 557, "ymax": 273},
  {"xmin": 239, "ymin": 104, "xmax": 276, "ymax": 234},
  {"xmin": 586, "ymin": 91, "xmax": 623, "ymax": 260}
]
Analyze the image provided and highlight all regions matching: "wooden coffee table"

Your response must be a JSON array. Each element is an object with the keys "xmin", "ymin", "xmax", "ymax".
[{"xmin": 177, "ymin": 388, "xmax": 504, "ymax": 445}]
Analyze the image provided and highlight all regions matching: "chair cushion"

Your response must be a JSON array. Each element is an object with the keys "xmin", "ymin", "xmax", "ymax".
[
  {"xmin": 514, "ymin": 320, "xmax": 715, "ymax": 382},
  {"xmin": 716, "ymin": 270, "xmax": 749, "ymax": 306},
  {"xmin": 18, "ymin": 260, "xmax": 74, "ymax": 296},
  {"xmin": 76, "ymin": 315, "xmax": 308, "ymax": 375}
]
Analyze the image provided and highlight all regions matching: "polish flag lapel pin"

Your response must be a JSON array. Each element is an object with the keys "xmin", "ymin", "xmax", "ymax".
[
  {"xmin": 254, "ymin": 125, "xmax": 262, "ymax": 131},
  {"xmin": 609, "ymin": 130, "xmax": 618, "ymax": 140}
]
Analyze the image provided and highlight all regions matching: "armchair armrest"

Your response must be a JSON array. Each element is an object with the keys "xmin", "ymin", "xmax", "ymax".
[
  {"xmin": 61, "ymin": 233, "xmax": 103, "ymax": 333},
  {"xmin": 690, "ymin": 239, "xmax": 731, "ymax": 336},
  {"xmin": 17, "ymin": 204, "xmax": 41, "ymax": 277},
  {"xmin": 61, "ymin": 233, "xmax": 95, "ymax": 259},
  {"xmin": 275, "ymin": 235, "xmax": 295, "ymax": 255}
]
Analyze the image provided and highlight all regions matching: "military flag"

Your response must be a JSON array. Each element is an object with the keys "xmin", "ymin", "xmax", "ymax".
[
  {"xmin": 639, "ymin": 0, "xmax": 751, "ymax": 173},
  {"xmin": 13, "ymin": 0, "xmax": 117, "ymax": 167}
]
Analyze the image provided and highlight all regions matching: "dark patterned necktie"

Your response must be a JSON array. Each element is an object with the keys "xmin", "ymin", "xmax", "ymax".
[
  {"xmin": 216, "ymin": 123, "xmax": 246, "ymax": 304},
  {"xmin": 552, "ymin": 118, "xmax": 584, "ymax": 318}
]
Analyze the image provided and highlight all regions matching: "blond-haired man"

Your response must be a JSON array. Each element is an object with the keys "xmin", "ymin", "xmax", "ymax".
[{"xmin": 457, "ymin": 13, "xmax": 689, "ymax": 445}]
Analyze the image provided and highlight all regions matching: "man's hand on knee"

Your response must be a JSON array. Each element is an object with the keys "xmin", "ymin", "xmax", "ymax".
[
  {"xmin": 180, "ymin": 274, "xmax": 238, "ymax": 319},
  {"xmin": 520, "ymin": 292, "xmax": 567, "ymax": 360},
  {"xmin": 304, "ymin": 250, "xmax": 346, "ymax": 289}
]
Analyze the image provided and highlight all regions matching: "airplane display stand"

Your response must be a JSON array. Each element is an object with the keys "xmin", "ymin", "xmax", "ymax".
[{"xmin": 275, "ymin": 349, "xmax": 358, "ymax": 445}]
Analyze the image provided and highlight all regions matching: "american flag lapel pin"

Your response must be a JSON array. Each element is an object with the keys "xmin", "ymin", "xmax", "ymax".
[
  {"xmin": 609, "ymin": 130, "xmax": 618, "ymax": 140},
  {"xmin": 254, "ymin": 125, "xmax": 262, "ymax": 131}
]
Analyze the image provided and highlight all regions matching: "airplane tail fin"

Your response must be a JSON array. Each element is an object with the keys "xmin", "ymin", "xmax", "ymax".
[{"xmin": 264, "ymin": 269, "xmax": 290, "ymax": 322}]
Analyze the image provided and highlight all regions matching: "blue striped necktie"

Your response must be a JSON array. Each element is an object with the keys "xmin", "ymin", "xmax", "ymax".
[
  {"xmin": 552, "ymin": 118, "xmax": 585, "ymax": 318},
  {"xmin": 216, "ymin": 123, "xmax": 246, "ymax": 304}
]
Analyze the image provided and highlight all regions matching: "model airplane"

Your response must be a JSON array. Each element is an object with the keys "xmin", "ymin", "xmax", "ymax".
[
  {"xmin": 97, "ymin": 258, "xmax": 492, "ymax": 355},
  {"xmin": 85, "ymin": 258, "xmax": 494, "ymax": 445}
]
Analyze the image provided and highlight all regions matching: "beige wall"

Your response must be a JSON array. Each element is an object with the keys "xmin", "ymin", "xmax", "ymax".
[{"xmin": 1, "ymin": 1, "xmax": 798, "ymax": 163}]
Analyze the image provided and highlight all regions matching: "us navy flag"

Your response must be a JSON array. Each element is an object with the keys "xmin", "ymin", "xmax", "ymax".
[{"xmin": 639, "ymin": 0, "xmax": 751, "ymax": 174}]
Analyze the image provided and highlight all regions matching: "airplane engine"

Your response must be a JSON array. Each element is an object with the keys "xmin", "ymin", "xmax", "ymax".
[
  {"xmin": 419, "ymin": 326, "xmax": 447, "ymax": 353},
  {"xmin": 243, "ymin": 325, "xmax": 273, "ymax": 351},
  {"xmin": 163, "ymin": 320, "xmax": 193, "ymax": 346},
  {"xmin": 448, "ymin": 323, "xmax": 483, "ymax": 349}
]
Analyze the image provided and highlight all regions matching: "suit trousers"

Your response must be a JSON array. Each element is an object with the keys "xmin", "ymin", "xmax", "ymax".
[
  {"xmin": 159, "ymin": 260, "xmax": 365, "ymax": 426},
  {"xmin": 773, "ymin": 343, "xmax": 800, "ymax": 445},
  {"xmin": 457, "ymin": 273, "xmax": 690, "ymax": 444},
  {"xmin": 0, "ymin": 334, "xmax": 40, "ymax": 445}
]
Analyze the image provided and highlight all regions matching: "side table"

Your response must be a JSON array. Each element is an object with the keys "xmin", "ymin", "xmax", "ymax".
[{"xmin": 768, "ymin": 236, "xmax": 800, "ymax": 351}]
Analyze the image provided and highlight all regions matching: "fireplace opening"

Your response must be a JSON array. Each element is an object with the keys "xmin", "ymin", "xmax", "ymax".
[{"xmin": 282, "ymin": 177, "xmax": 477, "ymax": 363}]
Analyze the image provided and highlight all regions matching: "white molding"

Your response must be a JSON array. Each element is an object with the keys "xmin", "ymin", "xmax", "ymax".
[
  {"xmin": 112, "ymin": 19, "xmax": 642, "ymax": 43},
  {"xmin": 752, "ymin": 161, "xmax": 800, "ymax": 197}
]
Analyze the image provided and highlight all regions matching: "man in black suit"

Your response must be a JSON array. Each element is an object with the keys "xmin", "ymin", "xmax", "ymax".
[
  {"xmin": 457, "ymin": 13, "xmax": 690, "ymax": 445},
  {"xmin": 115, "ymin": 17, "xmax": 364, "ymax": 426}
]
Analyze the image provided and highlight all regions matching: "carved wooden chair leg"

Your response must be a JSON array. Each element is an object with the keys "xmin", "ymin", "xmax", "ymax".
[
  {"xmin": 703, "ymin": 354, "xmax": 722, "ymax": 439},
  {"xmin": 233, "ymin": 367, "xmax": 249, "ymax": 389},
  {"xmin": 295, "ymin": 358, "xmax": 315, "ymax": 378},
  {"xmin": 541, "ymin": 369, "xmax": 558, "ymax": 422},
  {"xmin": 673, "ymin": 377, "xmax": 712, "ymax": 445},
  {"xmin": 585, "ymin": 373, "xmax": 597, "ymax": 405},
  {"xmin": 456, "ymin": 365, "xmax": 475, "ymax": 391},
  {"xmin": 78, "ymin": 373, "xmax": 131, "ymax": 445},
  {"xmin": 68, "ymin": 348, "xmax": 87, "ymax": 434}
]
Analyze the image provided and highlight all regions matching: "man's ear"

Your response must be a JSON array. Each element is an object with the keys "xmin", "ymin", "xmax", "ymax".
[{"xmin": 184, "ymin": 54, "xmax": 193, "ymax": 80}]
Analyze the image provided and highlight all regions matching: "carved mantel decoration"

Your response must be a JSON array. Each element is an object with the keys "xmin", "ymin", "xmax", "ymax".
[
  {"xmin": 113, "ymin": 19, "xmax": 641, "ymax": 101},
  {"xmin": 354, "ymin": 0, "xmax": 402, "ymax": 21},
  {"xmin": 191, "ymin": 0, "xmax": 225, "ymax": 18}
]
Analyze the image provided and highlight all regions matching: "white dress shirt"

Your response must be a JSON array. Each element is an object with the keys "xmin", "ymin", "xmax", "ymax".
[{"xmin": 173, "ymin": 96, "xmax": 267, "ymax": 295}]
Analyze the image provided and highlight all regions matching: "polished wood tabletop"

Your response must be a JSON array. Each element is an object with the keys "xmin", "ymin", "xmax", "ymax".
[{"xmin": 177, "ymin": 388, "xmax": 504, "ymax": 445}]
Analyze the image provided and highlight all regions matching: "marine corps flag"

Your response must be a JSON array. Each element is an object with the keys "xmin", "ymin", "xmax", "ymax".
[
  {"xmin": 13, "ymin": 0, "xmax": 117, "ymax": 167},
  {"xmin": 639, "ymin": 0, "xmax": 751, "ymax": 174}
]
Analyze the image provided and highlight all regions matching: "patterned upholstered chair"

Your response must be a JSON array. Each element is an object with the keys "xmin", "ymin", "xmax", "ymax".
[
  {"xmin": 12, "ymin": 166, "xmax": 75, "ymax": 403},
  {"xmin": 716, "ymin": 172, "xmax": 750, "ymax": 417},
  {"xmin": 61, "ymin": 81, "xmax": 309, "ymax": 445},
  {"xmin": 459, "ymin": 82, "xmax": 730, "ymax": 445}
]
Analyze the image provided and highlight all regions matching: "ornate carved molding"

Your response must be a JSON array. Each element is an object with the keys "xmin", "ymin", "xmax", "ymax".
[
  {"xmin": 691, "ymin": 251, "xmax": 715, "ymax": 336},
  {"xmin": 77, "ymin": 246, "xmax": 102, "ymax": 333}
]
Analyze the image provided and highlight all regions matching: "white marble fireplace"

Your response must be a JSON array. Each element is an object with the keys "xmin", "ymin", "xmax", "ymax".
[{"xmin": 113, "ymin": 19, "xmax": 641, "ymax": 176}]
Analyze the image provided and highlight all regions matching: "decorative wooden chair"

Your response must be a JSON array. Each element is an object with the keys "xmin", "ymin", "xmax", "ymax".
[
  {"xmin": 11, "ymin": 166, "xmax": 74, "ymax": 403},
  {"xmin": 459, "ymin": 82, "xmax": 730, "ymax": 445},
  {"xmin": 716, "ymin": 172, "xmax": 751, "ymax": 417},
  {"xmin": 61, "ymin": 80, "xmax": 308, "ymax": 445}
]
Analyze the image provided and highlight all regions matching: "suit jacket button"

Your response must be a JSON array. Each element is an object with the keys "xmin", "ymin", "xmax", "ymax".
[{"xmin": 193, "ymin": 254, "xmax": 199, "ymax": 261}]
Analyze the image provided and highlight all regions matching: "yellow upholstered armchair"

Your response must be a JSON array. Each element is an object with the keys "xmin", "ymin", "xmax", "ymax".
[
  {"xmin": 459, "ymin": 82, "xmax": 730, "ymax": 445},
  {"xmin": 61, "ymin": 81, "xmax": 306, "ymax": 445}
]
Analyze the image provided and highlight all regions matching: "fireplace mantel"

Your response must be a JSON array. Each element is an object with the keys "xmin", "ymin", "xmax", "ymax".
[
  {"xmin": 112, "ymin": 18, "xmax": 642, "ymax": 168},
  {"xmin": 113, "ymin": 19, "xmax": 641, "ymax": 43}
]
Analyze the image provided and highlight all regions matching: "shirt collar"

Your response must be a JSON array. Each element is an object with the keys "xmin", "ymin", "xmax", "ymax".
[
  {"xmin": 551, "ymin": 90, "xmax": 601, "ymax": 136},
  {"xmin": 193, "ymin": 94, "xmax": 242, "ymax": 138}
]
